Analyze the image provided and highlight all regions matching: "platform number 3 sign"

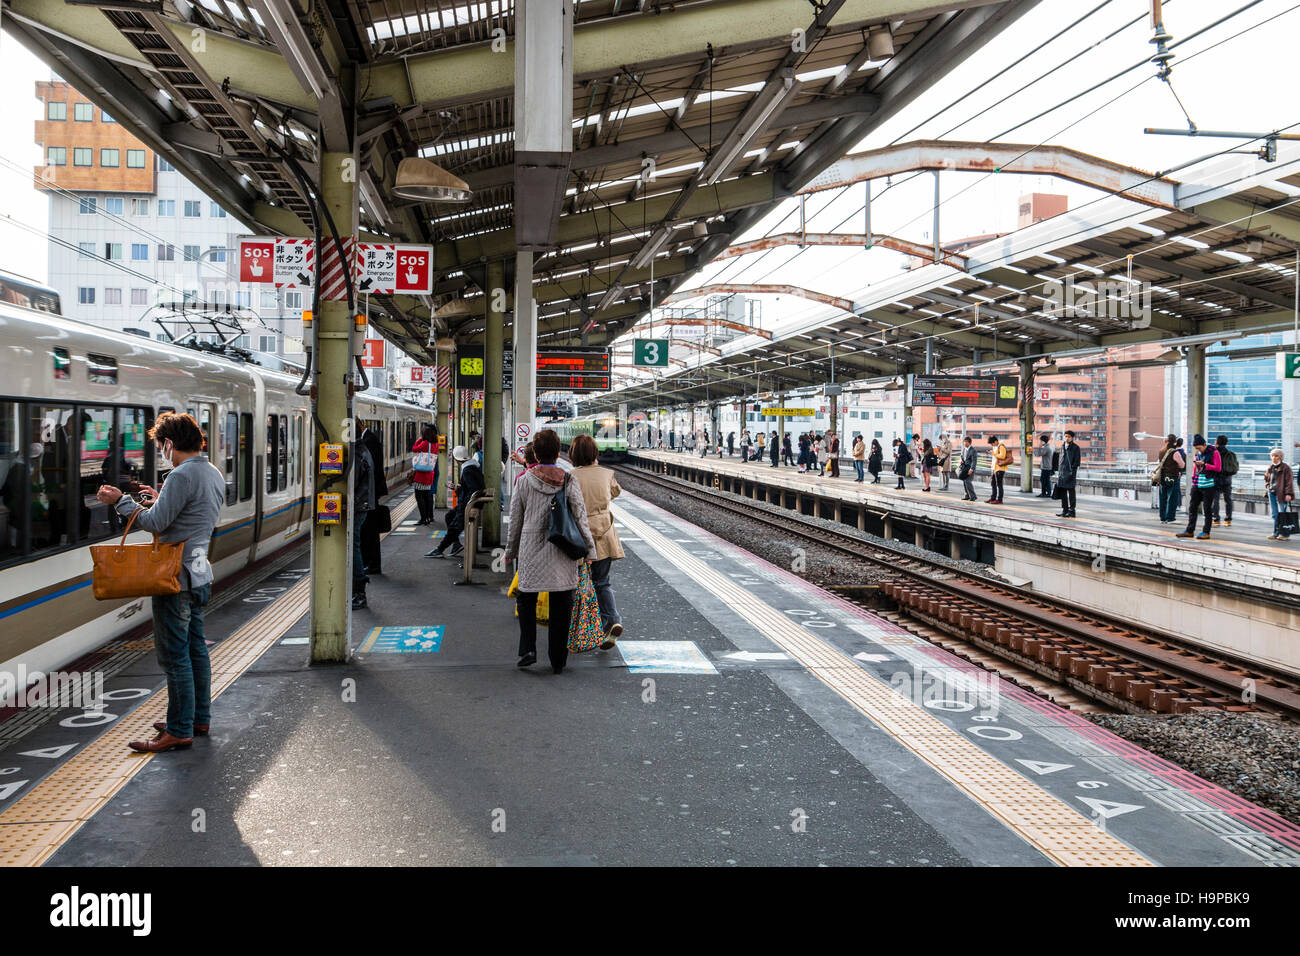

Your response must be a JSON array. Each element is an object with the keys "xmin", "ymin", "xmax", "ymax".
[{"xmin": 634, "ymin": 339, "xmax": 670, "ymax": 367}]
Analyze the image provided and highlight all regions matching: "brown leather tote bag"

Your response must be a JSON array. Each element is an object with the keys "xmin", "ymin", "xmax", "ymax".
[{"xmin": 90, "ymin": 509, "xmax": 184, "ymax": 600}]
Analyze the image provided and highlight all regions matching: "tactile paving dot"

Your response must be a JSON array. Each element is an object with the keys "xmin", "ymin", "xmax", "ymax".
[{"xmin": 0, "ymin": 822, "xmax": 80, "ymax": 867}]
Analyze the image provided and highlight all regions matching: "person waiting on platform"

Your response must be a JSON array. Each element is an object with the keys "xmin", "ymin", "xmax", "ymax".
[
  {"xmin": 1055, "ymin": 430, "xmax": 1080, "ymax": 518},
  {"xmin": 938, "ymin": 434, "xmax": 953, "ymax": 491},
  {"xmin": 754, "ymin": 430, "xmax": 766, "ymax": 462},
  {"xmin": 826, "ymin": 429, "xmax": 841, "ymax": 478},
  {"xmin": 910, "ymin": 434, "xmax": 923, "ymax": 479},
  {"xmin": 958, "ymin": 436, "xmax": 977, "ymax": 500},
  {"xmin": 986, "ymin": 434, "xmax": 1010, "ymax": 503},
  {"xmin": 1154, "ymin": 434, "xmax": 1185, "ymax": 523},
  {"xmin": 95, "ymin": 412, "xmax": 224, "ymax": 753},
  {"xmin": 411, "ymin": 424, "xmax": 439, "ymax": 526},
  {"xmin": 358, "ymin": 424, "xmax": 389, "ymax": 576},
  {"xmin": 920, "ymin": 438, "xmax": 937, "ymax": 492},
  {"xmin": 892, "ymin": 438, "xmax": 911, "ymax": 489},
  {"xmin": 727, "ymin": 431, "xmax": 735, "ymax": 457},
  {"xmin": 852, "ymin": 433, "xmax": 866, "ymax": 482},
  {"xmin": 1037, "ymin": 434, "xmax": 1055, "ymax": 499},
  {"xmin": 797, "ymin": 433, "xmax": 810, "ymax": 473},
  {"xmin": 868, "ymin": 439, "xmax": 883, "ymax": 484},
  {"xmin": 352, "ymin": 425, "xmax": 378, "ymax": 608},
  {"xmin": 1266, "ymin": 448, "xmax": 1295, "ymax": 540},
  {"xmin": 782, "ymin": 432, "xmax": 794, "ymax": 466},
  {"xmin": 426, "ymin": 445, "xmax": 483, "ymax": 559},
  {"xmin": 769, "ymin": 431, "xmax": 780, "ymax": 468},
  {"xmin": 1211, "ymin": 435, "xmax": 1239, "ymax": 527},
  {"xmin": 1177, "ymin": 434, "xmax": 1222, "ymax": 540},
  {"xmin": 506, "ymin": 428, "xmax": 596, "ymax": 674},
  {"xmin": 569, "ymin": 434, "xmax": 625, "ymax": 647}
]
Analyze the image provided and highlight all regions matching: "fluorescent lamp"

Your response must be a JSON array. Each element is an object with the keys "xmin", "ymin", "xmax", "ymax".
[
  {"xmin": 700, "ymin": 78, "xmax": 802, "ymax": 186},
  {"xmin": 630, "ymin": 227, "xmax": 672, "ymax": 270}
]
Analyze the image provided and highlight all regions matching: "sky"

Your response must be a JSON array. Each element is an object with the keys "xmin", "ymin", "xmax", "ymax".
[{"xmin": 2, "ymin": 0, "xmax": 1299, "ymax": 312}]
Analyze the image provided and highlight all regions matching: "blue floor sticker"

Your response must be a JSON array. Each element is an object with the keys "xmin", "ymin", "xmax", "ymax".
[
  {"xmin": 359, "ymin": 626, "xmax": 445, "ymax": 653},
  {"xmin": 617, "ymin": 640, "xmax": 717, "ymax": 674}
]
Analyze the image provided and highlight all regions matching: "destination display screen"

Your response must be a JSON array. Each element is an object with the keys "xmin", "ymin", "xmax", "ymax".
[
  {"xmin": 911, "ymin": 375, "xmax": 1019, "ymax": 408},
  {"xmin": 536, "ymin": 348, "xmax": 611, "ymax": 393}
]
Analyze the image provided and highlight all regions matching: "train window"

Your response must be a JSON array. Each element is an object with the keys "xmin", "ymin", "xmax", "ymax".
[
  {"xmin": 278, "ymin": 416, "xmax": 288, "ymax": 490},
  {"xmin": 78, "ymin": 407, "xmax": 117, "ymax": 542},
  {"xmin": 406, "ymin": 421, "xmax": 416, "ymax": 454},
  {"xmin": 223, "ymin": 412, "xmax": 237, "ymax": 504},
  {"xmin": 290, "ymin": 414, "xmax": 302, "ymax": 487},
  {"xmin": 120, "ymin": 408, "xmax": 148, "ymax": 492},
  {"xmin": 87, "ymin": 354, "xmax": 118, "ymax": 385},
  {"xmin": 0, "ymin": 403, "xmax": 24, "ymax": 560},
  {"xmin": 198, "ymin": 406, "xmax": 211, "ymax": 458},
  {"xmin": 53, "ymin": 347, "xmax": 71, "ymax": 380},
  {"xmin": 239, "ymin": 413, "xmax": 252, "ymax": 501},
  {"xmin": 265, "ymin": 414, "xmax": 277, "ymax": 494},
  {"xmin": 29, "ymin": 405, "xmax": 73, "ymax": 555}
]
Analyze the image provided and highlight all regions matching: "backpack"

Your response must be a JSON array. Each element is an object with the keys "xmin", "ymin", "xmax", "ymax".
[{"xmin": 1220, "ymin": 448, "xmax": 1238, "ymax": 477}]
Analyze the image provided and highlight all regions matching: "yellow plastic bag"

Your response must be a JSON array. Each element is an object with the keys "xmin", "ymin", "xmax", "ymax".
[{"xmin": 508, "ymin": 572, "xmax": 548, "ymax": 622}]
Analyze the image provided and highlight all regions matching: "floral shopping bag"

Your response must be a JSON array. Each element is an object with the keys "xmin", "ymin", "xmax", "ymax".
[{"xmin": 567, "ymin": 558, "xmax": 603, "ymax": 653}]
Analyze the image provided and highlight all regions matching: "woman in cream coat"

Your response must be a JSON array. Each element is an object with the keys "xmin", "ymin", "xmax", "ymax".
[{"xmin": 569, "ymin": 434, "xmax": 625, "ymax": 648}]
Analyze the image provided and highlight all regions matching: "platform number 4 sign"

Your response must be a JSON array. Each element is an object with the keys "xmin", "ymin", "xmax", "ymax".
[{"xmin": 634, "ymin": 338, "xmax": 669, "ymax": 367}]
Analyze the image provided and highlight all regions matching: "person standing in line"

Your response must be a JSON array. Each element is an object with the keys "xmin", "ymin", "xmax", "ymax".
[
  {"xmin": 769, "ymin": 431, "xmax": 780, "ymax": 468},
  {"xmin": 868, "ymin": 439, "xmax": 883, "ymax": 483},
  {"xmin": 938, "ymin": 434, "xmax": 953, "ymax": 491},
  {"xmin": 986, "ymin": 435, "xmax": 1010, "ymax": 503},
  {"xmin": 569, "ymin": 434, "xmax": 625, "ymax": 647},
  {"xmin": 910, "ymin": 433, "xmax": 922, "ymax": 479},
  {"xmin": 958, "ymin": 436, "xmax": 977, "ymax": 500},
  {"xmin": 1177, "ymin": 434, "xmax": 1222, "ymax": 540},
  {"xmin": 797, "ymin": 432, "xmax": 810, "ymax": 474},
  {"xmin": 1055, "ymin": 430, "xmax": 1080, "ymax": 518},
  {"xmin": 892, "ymin": 437, "xmax": 911, "ymax": 490},
  {"xmin": 755, "ymin": 429, "xmax": 766, "ymax": 463},
  {"xmin": 95, "ymin": 412, "xmax": 224, "ymax": 753},
  {"xmin": 1155, "ymin": 434, "xmax": 1185, "ymax": 523},
  {"xmin": 506, "ymin": 428, "xmax": 596, "ymax": 674},
  {"xmin": 668, "ymin": 429, "xmax": 675, "ymax": 451},
  {"xmin": 783, "ymin": 432, "xmax": 794, "ymax": 466},
  {"xmin": 1265, "ymin": 448, "xmax": 1295, "ymax": 540},
  {"xmin": 727, "ymin": 431, "xmax": 735, "ymax": 457},
  {"xmin": 1211, "ymin": 434, "xmax": 1238, "ymax": 527},
  {"xmin": 811, "ymin": 433, "xmax": 822, "ymax": 476},
  {"xmin": 359, "ymin": 424, "xmax": 389, "ymax": 575},
  {"xmin": 920, "ymin": 438, "xmax": 937, "ymax": 492},
  {"xmin": 351, "ymin": 425, "xmax": 377, "ymax": 607},
  {"xmin": 852, "ymin": 433, "xmax": 866, "ymax": 482},
  {"xmin": 1037, "ymin": 434, "xmax": 1055, "ymax": 499},
  {"xmin": 411, "ymin": 423, "xmax": 439, "ymax": 526},
  {"xmin": 1172, "ymin": 437, "xmax": 1186, "ymax": 518},
  {"xmin": 826, "ymin": 429, "xmax": 841, "ymax": 478}
]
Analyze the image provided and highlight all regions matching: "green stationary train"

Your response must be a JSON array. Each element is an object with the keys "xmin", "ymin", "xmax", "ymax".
[{"xmin": 552, "ymin": 414, "xmax": 628, "ymax": 461}]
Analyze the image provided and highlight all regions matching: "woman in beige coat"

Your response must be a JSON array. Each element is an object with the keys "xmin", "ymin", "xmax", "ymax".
[
  {"xmin": 505, "ymin": 428, "xmax": 596, "ymax": 674},
  {"xmin": 569, "ymin": 434, "xmax": 625, "ymax": 648}
]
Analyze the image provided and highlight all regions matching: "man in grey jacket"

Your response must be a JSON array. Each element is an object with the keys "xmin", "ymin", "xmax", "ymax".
[{"xmin": 96, "ymin": 412, "xmax": 224, "ymax": 753}]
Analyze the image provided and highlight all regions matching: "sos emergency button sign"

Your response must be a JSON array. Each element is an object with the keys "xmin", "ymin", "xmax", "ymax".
[{"xmin": 357, "ymin": 243, "xmax": 433, "ymax": 294}]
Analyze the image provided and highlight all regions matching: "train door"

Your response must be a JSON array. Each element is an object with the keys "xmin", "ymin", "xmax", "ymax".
[{"xmin": 196, "ymin": 403, "xmax": 217, "ymax": 463}]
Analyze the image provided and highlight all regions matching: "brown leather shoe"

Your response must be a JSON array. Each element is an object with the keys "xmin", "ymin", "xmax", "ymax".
[
  {"xmin": 153, "ymin": 721, "xmax": 208, "ymax": 736},
  {"xmin": 129, "ymin": 732, "xmax": 193, "ymax": 753}
]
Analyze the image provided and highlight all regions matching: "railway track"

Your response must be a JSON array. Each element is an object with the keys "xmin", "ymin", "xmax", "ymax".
[{"xmin": 616, "ymin": 462, "xmax": 1300, "ymax": 720}]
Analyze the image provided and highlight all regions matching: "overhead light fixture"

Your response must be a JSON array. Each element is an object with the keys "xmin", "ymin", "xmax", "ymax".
[
  {"xmin": 867, "ymin": 28, "xmax": 895, "ymax": 59},
  {"xmin": 597, "ymin": 283, "xmax": 624, "ymax": 313},
  {"xmin": 1037, "ymin": 362, "xmax": 1059, "ymax": 375},
  {"xmin": 699, "ymin": 75, "xmax": 802, "ymax": 186},
  {"xmin": 1155, "ymin": 348, "xmax": 1183, "ymax": 363},
  {"xmin": 433, "ymin": 300, "xmax": 473, "ymax": 319},
  {"xmin": 393, "ymin": 157, "xmax": 473, "ymax": 203},
  {"xmin": 630, "ymin": 227, "xmax": 672, "ymax": 270}
]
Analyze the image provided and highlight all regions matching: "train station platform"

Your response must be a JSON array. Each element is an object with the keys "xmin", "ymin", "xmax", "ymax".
[
  {"xmin": 627, "ymin": 450, "xmax": 1300, "ymax": 676},
  {"xmin": 2, "ymin": 489, "xmax": 1299, "ymax": 868}
]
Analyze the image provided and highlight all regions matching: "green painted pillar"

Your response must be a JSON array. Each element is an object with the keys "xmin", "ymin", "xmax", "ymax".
[
  {"xmin": 310, "ymin": 148, "xmax": 358, "ymax": 664},
  {"xmin": 483, "ymin": 259, "xmax": 505, "ymax": 545},
  {"xmin": 1018, "ymin": 358, "xmax": 1035, "ymax": 494},
  {"xmin": 435, "ymin": 348, "xmax": 450, "ymax": 509}
]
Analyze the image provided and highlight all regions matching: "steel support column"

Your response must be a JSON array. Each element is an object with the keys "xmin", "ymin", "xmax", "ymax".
[
  {"xmin": 483, "ymin": 259, "xmax": 505, "ymax": 545},
  {"xmin": 1018, "ymin": 359, "xmax": 1035, "ymax": 494},
  {"xmin": 311, "ymin": 148, "xmax": 358, "ymax": 664},
  {"xmin": 436, "ymin": 347, "xmax": 450, "ymax": 508},
  {"xmin": 513, "ymin": 251, "xmax": 536, "ymax": 437}
]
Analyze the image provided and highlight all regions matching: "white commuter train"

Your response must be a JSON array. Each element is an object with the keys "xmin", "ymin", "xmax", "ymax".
[{"xmin": 0, "ymin": 302, "xmax": 429, "ymax": 680}]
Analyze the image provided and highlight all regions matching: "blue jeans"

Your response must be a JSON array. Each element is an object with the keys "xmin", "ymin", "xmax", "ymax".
[
  {"xmin": 853, "ymin": 460, "xmax": 865, "ymax": 481},
  {"xmin": 1270, "ymin": 493, "xmax": 1293, "ymax": 537},
  {"xmin": 152, "ymin": 584, "xmax": 212, "ymax": 738},
  {"xmin": 590, "ymin": 557, "xmax": 621, "ymax": 628},
  {"xmin": 1158, "ymin": 481, "xmax": 1178, "ymax": 521}
]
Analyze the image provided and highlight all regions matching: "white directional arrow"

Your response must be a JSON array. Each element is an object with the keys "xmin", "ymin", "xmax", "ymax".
[
  {"xmin": 1015, "ymin": 759, "xmax": 1074, "ymax": 776},
  {"xmin": 1078, "ymin": 797, "xmax": 1144, "ymax": 820},
  {"xmin": 18, "ymin": 744, "xmax": 77, "ymax": 760},
  {"xmin": 722, "ymin": 651, "xmax": 789, "ymax": 663},
  {"xmin": 854, "ymin": 652, "xmax": 892, "ymax": 663}
]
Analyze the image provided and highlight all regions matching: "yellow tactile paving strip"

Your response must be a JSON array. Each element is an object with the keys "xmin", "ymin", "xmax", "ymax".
[
  {"xmin": 0, "ymin": 497, "xmax": 416, "ymax": 867},
  {"xmin": 614, "ymin": 504, "xmax": 1155, "ymax": 867}
]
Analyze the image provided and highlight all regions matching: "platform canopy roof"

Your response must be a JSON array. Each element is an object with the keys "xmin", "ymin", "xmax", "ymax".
[
  {"xmin": 579, "ymin": 143, "xmax": 1300, "ymax": 412},
  {"xmin": 5, "ymin": 0, "xmax": 1041, "ymax": 362}
]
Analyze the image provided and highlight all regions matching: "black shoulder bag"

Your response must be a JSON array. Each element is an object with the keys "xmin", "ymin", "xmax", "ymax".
[{"xmin": 547, "ymin": 476, "xmax": 588, "ymax": 560}]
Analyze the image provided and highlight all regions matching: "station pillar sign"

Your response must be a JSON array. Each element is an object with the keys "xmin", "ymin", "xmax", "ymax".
[{"xmin": 1278, "ymin": 353, "xmax": 1300, "ymax": 379}]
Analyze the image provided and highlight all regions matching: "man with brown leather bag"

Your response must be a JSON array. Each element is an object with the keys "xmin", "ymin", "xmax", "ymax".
[{"xmin": 96, "ymin": 412, "xmax": 224, "ymax": 753}]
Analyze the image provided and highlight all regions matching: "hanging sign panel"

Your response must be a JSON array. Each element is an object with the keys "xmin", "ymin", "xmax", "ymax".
[
  {"xmin": 356, "ymin": 243, "xmax": 434, "ymax": 294},
  {"xmin": 911, "ymin": 375, "xmax": 1019, "ymax": 408},
  {"xmin": 238, "ymin": 237, "xmax": 315, "ymax": 288}
]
